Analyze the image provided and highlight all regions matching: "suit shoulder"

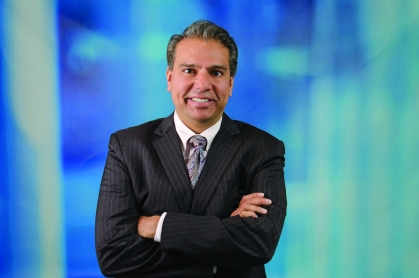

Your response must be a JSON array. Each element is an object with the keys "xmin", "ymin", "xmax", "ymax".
[
  {"xmin": 112, "ymin": 118, "xmax": 164, "ymax": 142},
  {"xmin": 233, "ymin": 120, "xmax": 284, "ymax": 145}
]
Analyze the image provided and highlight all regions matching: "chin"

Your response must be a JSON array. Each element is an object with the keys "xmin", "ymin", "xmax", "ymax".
[
  {"xmin": 192, "ymin": 116, "xmax": 212, "ymax": 123},
  {"xmin": 190, "ymin": 112, "xmax": 213, "ymax": 120}
]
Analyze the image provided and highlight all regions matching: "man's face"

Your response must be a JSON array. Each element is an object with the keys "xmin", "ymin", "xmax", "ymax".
[{"xmin": 166, "ymin": 38, "xmax": 234, "ymax": 133}]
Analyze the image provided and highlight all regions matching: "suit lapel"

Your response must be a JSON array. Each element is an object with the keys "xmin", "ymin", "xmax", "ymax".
[
  {"xmin": 191, "ymin": 114, "xmax": 242, "ymax": 215},
  {"xmin": 153, "ymin": 114, "xmax": 193, "ymax": 213}
]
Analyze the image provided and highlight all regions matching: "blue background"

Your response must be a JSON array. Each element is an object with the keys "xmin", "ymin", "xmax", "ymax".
[{"xmin": 1, "ymin": 0, "xmax": 419, "ymax": 277}]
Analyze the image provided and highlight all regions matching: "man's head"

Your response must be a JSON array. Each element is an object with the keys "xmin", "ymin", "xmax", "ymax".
[
  {"xmin": 167, "ymin": 20, "xmax": 238, "ymax": 77},
  {"xmin": 166, "ymin": 20, "xmax": 238, "ymax": 134}
]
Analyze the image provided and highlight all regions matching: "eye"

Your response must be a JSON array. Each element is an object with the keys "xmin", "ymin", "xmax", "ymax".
[
  {"xmin": 212, "ymin": 70, "xmax": 223, "ymax": 77},
  {"xmin": 183, "ymin": 68, "xmax": 195, "ymax": 74}
]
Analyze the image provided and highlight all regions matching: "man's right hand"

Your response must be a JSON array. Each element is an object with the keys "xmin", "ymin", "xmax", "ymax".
[
  {"xmin": 137, "ymin": 215, "xmax": 160, "ymax": 239},
  {"xmin": 230, "ymin": 192, "xmax": 272, "ymax": 218}
]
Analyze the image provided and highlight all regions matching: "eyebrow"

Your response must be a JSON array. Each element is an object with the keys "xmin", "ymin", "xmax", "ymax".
[
  {"xmin": 179, "ymin": 63, "xmax": 228, "ymax": 71},
  {"xmin": 211, "ymin": 65, "xmax": 228, "ymax": 71},
  {"xmin": 179, "ymin": 63, "xmax": 196, "ymax": 68}
]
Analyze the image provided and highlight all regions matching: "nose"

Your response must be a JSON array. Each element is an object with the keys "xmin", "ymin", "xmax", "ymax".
[{"xmin": 194, "ymin": 71, "xmax": 211, "ymax": 92}]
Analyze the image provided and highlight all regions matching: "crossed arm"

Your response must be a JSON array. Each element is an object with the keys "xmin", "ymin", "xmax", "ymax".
[
  {"xmin": 138, "ymin": 192, "xmax": 272, "ymax": 238},
  {"xmin": 96, "ymin": 132, "xmax": 286, "ymax": 276}
]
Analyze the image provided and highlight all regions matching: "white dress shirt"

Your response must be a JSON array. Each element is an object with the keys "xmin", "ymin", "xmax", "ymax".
[{"xmin": 154, "ymin": 111, "xmax": 222, "ymax": 242}]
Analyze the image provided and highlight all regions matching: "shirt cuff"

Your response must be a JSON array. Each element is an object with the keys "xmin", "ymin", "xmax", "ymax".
[{"xmin": 154, "ymin": 212, "xmax": 167, "ymax": 242}]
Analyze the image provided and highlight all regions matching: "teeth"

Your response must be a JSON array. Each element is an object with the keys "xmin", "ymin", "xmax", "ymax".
[{"xmin": 192, "ymin": 98, "xmax": 209, "ymax": 103}]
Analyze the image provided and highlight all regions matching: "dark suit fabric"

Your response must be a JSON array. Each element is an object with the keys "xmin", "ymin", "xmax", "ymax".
[{"xmin": 95, "ymin": 113, "xmax": 287, "ymax": 277}]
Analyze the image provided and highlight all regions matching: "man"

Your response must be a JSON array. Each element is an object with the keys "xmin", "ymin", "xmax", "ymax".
[{"xmin": 95, "ymin": 20, "xmax": 286, "ymax": 277}]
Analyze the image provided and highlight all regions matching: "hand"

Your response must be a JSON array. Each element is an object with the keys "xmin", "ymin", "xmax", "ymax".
[
  {"xmin": 137, "ymin": 215, "xmax": 160, "ymax": 239},
  {"xmin": 230, "ymin": 192, "xmax": 272, "ymax": 218}
]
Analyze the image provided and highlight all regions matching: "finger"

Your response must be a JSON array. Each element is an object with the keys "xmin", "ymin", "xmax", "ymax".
[
  {"xmin": 246, "ymin": 192, "xmax": 265, "ymax": 198},
  {"xmin": 230, "ymin": 209, "xmax": 239, "ymax": 217},
  {"xmin": 242, "ymin": 204, "xmax": 267, "ymax": 214},
  {"xmin": 239, "ymin": 197, "xmax": 272, "ymax": 207},
  {"xmin": 231, "ymin": 204, "xmax": 248, "ymax": 217},
  {"xmin": 231, "ymin": 203, "xmax": 268, "ymax": 217},
  {"xmin": 239, "ymin": 192, "xmax": 264, "ymax": 203},
  {"xmin": 231, "ymin": 207, "xmax": 243, "ymax": 217},
  {"xmin": 238, "ymin": 193, "xmax": 264, "ymax": 206}
]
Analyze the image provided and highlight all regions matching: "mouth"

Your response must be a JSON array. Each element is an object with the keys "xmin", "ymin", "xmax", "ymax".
[
  {"xmin": 187, "ymin": 97, "xmax": 214, "ymax": 107},
  {"xmin": 191, "ymin": 98, "xmax": 210, "ymax": 103}
]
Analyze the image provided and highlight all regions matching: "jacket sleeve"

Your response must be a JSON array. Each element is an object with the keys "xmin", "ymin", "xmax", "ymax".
[
  {"xmin": 160, "ymin": 139, "xmax": 287, "ymax": 268},
  {"xmin": 95, "ymin": 133, "xmax": 198, "ymax": 277}
]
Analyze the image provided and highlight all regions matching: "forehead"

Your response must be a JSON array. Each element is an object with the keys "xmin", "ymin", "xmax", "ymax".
[{"xmin": 174, "ymin": 38, "xmax": 230, "ymax": 66}]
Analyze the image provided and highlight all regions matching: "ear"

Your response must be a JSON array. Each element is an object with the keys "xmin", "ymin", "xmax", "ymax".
[
  {"xmin": 229, "ymin": 77, "xmax": 234, "ymax": 96},
  {"xmin": 166, "ymin": 67, "xmax": 172, "ymax": 92}
]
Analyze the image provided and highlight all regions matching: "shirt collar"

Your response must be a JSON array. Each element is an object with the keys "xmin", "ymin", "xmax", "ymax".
[{"xmin": 174, "ymin": 111, "xmax": 222, "ymax": 153}]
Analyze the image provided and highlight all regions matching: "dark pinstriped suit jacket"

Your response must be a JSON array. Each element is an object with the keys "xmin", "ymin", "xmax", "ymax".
[{"xmin": 95, "ymin": 113, "xmax": 287, "ymax": 277}]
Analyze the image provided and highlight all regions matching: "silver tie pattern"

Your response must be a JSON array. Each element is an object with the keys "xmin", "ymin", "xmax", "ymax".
[{"xmin": 187, "ymin": 135, "xmax": 207, "ymax": 188}]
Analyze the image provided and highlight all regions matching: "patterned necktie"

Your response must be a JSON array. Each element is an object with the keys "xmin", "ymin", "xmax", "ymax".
[{"xmin": 187, "ymin": 135, "xmax": 207, "ymax": 188}]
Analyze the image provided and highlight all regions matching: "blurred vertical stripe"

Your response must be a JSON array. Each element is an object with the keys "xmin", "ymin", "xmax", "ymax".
[
  {"xmin": 3, "ymin": 0, "xmax": 65, "ymax": 277},
  {"xmin": 1, "ymin": 0, "xmax": 418, "ymax": 277}
]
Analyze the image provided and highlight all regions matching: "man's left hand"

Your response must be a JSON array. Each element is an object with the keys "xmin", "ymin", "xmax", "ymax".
[{"xmin": 230, "ymin": 192, "xmax": 272, "ymax": 218}]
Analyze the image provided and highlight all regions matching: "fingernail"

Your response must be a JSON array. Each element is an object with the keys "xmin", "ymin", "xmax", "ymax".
[
  {"xmin": 261, "ymin": 208, "xmax": 267, "ymax": 213},
  {"xmin": 258, "ymin": 193, "xmax": 264, "ymax": 197},
  {"xmin": 265, "ymin": 199, "xmax": 272, "ymax": 204}
]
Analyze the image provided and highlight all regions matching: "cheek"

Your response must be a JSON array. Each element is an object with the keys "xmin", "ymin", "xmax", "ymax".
[
  {"xmin": 220, "ymin": 87, "xmax": 232, "ymax": 100},
  {"xmin": 173, "ymin": 80, "xmax": 191, "ymax": 94},
  {"xmin": 172, "ymin": 92, "xmax": 182, "ymax": 103}
]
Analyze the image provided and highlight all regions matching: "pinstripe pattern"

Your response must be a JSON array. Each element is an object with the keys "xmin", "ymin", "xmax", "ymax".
[{"xmin": 95, "ymin": 113, "xmax": 286, "ymax": 277}]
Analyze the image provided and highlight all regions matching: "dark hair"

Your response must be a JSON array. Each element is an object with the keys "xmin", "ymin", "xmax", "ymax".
[{"xmin": 167, "ymin": 20, "xmax": 238, "ymax": 77}]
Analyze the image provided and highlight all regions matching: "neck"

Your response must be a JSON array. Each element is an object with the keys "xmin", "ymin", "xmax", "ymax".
[
  {"xmin": 177, "ymin": 115, "xmax": 222, "ymax": 134},
  {"xmin": 185, "ymin": 122, "xmax": 212, "ymax": 134}
]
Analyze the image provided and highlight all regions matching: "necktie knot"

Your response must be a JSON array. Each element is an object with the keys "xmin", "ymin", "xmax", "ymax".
[{"xmin": 189, "ymin": 135, "xmax": 207, "ymax": 149}]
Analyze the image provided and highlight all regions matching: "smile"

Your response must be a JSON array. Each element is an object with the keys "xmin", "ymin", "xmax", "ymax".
[{"xmin": 191, "ymin": 98, "xmax": 210, "ymax": 103}]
